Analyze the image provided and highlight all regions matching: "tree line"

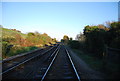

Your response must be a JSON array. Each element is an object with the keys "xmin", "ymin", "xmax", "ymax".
[{"xmin": 62, "ymin": 21, "xmax": 120, "ymax": 59}]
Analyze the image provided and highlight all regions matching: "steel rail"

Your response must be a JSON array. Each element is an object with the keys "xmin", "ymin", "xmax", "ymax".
[
  {"xmin": 2, "ymin": 44, "xmax": 57, "ymax": 63},
  {"xmin": 23, "ymin": 44, "xmax": 60, "ymax": 79},
  {"xmin": 1, "ymin": 44, "xmax": 59, "ymax": 75},
  {"xmin": 65, "ymin": 47, "xmax": 81, "ymax": 81},
  {"xmin": 40, "ymin": 45, "xmax": 61, "ymax": 81},
  {"xmin": 2, "ymin": 48, "xmax": 42, "ymax": 63}
]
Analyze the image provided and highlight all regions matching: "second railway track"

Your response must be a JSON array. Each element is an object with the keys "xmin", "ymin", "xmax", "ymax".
[{"xmin": 1, "ymin": 44, "xmax": 59, "ymax": 76}]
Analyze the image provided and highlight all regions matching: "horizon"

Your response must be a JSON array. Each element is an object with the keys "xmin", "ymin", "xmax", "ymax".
[{"xmin": 2, "ymin": 2, "xmax": 118, "ymax": 40}]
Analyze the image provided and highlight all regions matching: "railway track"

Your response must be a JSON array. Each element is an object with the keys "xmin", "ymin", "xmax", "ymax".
[
  {"xmin": 2, "ymin": 44, "xmax": 81, "ymax": 81},
  {"xmin": 40, "ymin": 44, "xmax": 81, "ymax": 81},
  {"xmin": 1, "ymin": 44, "xmax": 59, "ymax": 76}
]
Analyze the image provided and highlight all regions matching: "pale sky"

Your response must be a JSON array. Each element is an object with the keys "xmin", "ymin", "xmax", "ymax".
[{"xmin": 2, "ymin": 2, "xmax": 118, "ymax": 40}]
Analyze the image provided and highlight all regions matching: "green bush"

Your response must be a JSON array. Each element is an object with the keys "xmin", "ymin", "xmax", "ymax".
[
  {"xmin": 1, "ymin": 27, "xmax": 56, "ymax": 59},
  {"xmin": 2, "ymin": 45, "xmax": 38, "ymax": 59},
  {"xmin": 2, "ymin": 42, "xmax": 10, "ymax": 58},
  {"xmin": 83, "ymin": 25, "xmax": 107, "ymax": 58},
  {"xmin": 68, "ymin": 40, "xmax": 80, "ymax": 49},
  {"xmin": 29, "ymin": 46, "xmax": 38, "ymax": 50}
]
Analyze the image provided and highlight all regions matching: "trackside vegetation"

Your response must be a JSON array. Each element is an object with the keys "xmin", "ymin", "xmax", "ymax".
[
  {"xmin": 69, "ymin": 21, "xmax": 120, "ymax": 57},
  {"xmin": 1, "ymin": 25, "xmax": 57, "ymax": 59},
  {"xmin": 62, "ymin": 21, "xmax": 120, "ymax": 79}
]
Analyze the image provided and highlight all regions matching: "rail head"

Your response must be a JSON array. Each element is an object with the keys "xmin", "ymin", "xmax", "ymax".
[
  {"xmin": 1, "ymin": 44, "xmax": 59, "ymax": 75},
  {"xmin": 2, "ymin": 44, "xmax": 58, "ymax": 63},
  {"xmin": 65, "ymin": 47, "xmax": 81, "ymax": 81},
  {"xmin": 41, "ymin": 45, "xmax": 81, "ymax": 81},
  {"xmin": 41, "ymin": 45, "xmax": 61, "ymax": 81}
]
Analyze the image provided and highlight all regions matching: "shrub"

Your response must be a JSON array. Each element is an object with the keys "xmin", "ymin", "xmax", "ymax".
[
  {"xmin": 2, "ymin": 42, "xmax": 10, "ymax": 58},
  {"xmin": 68, "ymin": 40, "xmax": 80, "ymax": 49}
]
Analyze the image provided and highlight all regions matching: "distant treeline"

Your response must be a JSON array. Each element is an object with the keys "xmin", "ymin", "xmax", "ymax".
[
  {"xmin": 62, "ymin": 21, "xmax": 120, "ymax": 58},
  {"xmin": 0, "ymin": 26, "xmax": 57, "ymax": 59}
]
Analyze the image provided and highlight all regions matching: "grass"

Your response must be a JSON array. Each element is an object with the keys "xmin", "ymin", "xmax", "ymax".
[
  {"xmin": 3, "ymin": 46, "xmax": 38, "ymax": 59},
  {"xmin": 72, "ymin": 48, "xmax": 120, "ymax": 79},
  {"xmin": 2, "ymin": 27, "xmax": 27, "ymax": 38},
  {"xmin": 0, "ymin": 57, "xmax": 2, "ymax": 60},
  {"xmin": 1, "ymin": 27, "xmax": 56, "ymax": 59},
  {"xmin": 72, "ymin": 49, "xmax": 104, "ymax": 71}
]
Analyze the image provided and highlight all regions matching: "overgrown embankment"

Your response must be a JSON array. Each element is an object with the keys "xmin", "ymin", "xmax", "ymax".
[
  {"xmin": 1, "ymin": 26, "xmax": 57, "ymax": 59},
  {"xmin": 67, "ymin": 21, "xmax": 120, "ymax": 79}
]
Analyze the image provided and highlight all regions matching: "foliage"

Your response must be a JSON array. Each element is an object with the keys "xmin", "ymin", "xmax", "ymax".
[
  {"xmin": 68, "ymin": 40, "xmax": 80, "ymax": 49},
  {"xmin": 3, "ymin": 45, "xmax": 37, "ymax": 58},
  {"xmin": 2, "ymin": 35, "xmax": 16, "ymax": 43},
  {"xmin": 72, "ymin": 47, "xmax": 120, "ymax": 79},
  {"xmin": 1, "ymin": 27, "xmax": 56, "ymax": 59},
  {"xmin": 72, "ymin": 49, "xmax": 103, "ymax": 71},
  {"xmin": 68, "ymin": 21, "xmax": 120, "ymax": 79},
  {"xmin": 69, "ymin": 37, "xmax": 73, "ymax": 41},
  {"xmin": 63, "ymin": 35, "xmax": 69, "ymax": 40},
  {"xmin": 83, "ymin": 25, "xmax": 107, "ymax": 58},
  {"xmin": 107, "ymin": 22, "xmax": 120, "ymax": 49},
  {"xmin": 1, "ymin": 27, "xmax": 27, "ymax": 39},
  {"xmin": 2, "ymin": 42, "xmax": 10, "ymax": 58},
  {"xmin": 26, "ymin": 32, "xmax": 53, "ymax": 46},
  {"xmin": 70, "ymin": 21, "xmax": 120, "ymax": 59},
  {"xmin": 52, "ymin": 38, "xmax": 57, "ymax": 42},
  {"xmin": 61, "ymin": 35, "xmax": 69, "ymax": 44},
  {"xmin": 76, "ymin": 32, "xmax": 86, "ymax": 42}
]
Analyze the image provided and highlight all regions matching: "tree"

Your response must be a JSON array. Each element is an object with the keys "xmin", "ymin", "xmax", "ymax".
[
  {"xmin": 76, "ymin": 32, "xmax": 85, "ymax": 42},
  {"xmin": 52, "ymin": 38, "xmax": 57, "ymax": 42},
  {"xmin": 62, "ymin": 35, "xmax": 69, "ymax": 44},
  {"xmin": 27, "ymin": 32, "xmax": 35, "ymax": 36},
  {"xmin": 83, "ymin": 25, "xmax": 108, "ymax": 58},
  {"xmin": 68, "ymin": 40, "xmax": 80, "ymax": 49},
  {"xmin": 69, "ymin": 37, "xmax": 73, "ymax": 41},
  {"xmin": 108, "ymin": 22, "xmax": 120, "ymax": 48},
  {"xmin": 61, "ymin": 39, "xmax": 65, "ymax": 43},
  {"xmin": 75, "ymin": 34, "xmax": 80, "ymax": 40},
  {"xmin": 63, "ymin": 35, "xmax": 69, "ymax": 40}
]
